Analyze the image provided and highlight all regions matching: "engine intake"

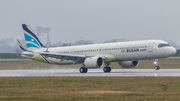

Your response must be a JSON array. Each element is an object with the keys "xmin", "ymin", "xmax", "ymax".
[
  {"xmin": 84, "ymin": 57, "xmax": 104, "ymax": 69},
  {"xmin": 119, "ymin": 61, "xmax": 139, "ymax": 68}
]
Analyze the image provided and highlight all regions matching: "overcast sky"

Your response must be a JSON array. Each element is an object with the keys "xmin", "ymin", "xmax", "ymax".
[{"xmin": 0, "ymin": 0, "xmax": 180, "ymax": 45}]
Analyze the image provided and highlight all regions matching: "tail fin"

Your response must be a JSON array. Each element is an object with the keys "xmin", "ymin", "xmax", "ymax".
[{"xmin": 22, "ymin": 24, "xmax": 46, "ymax": 50}]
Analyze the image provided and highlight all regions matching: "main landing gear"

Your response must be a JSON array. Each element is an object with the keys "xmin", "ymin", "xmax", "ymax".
[
  {"xmin": 79, "ymin": 63, "xmax": 112, "ymax": 73},
  {"xmin": 103, "ymin": 67, "xmax": 111, "ymax": 72},
  {"xmin": 79, "ymin": 67, "xmax": 88, "ymax": 73},
  {"xmin": 103, "ymin": 63, "xmax": 111, "ymax": 73},
  {"xmin": 154, "ymin": 59, "xmax": 160, "ymax": 70}
]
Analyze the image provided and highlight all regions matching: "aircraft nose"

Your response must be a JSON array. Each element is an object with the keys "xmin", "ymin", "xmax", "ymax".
[{"xmin": 170, "ymin": 47, "xmax": 177, "ymax": 56}]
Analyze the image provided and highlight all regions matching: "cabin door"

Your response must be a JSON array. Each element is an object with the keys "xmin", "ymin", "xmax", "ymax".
[
  {"xmin": 148, "ymin": 41, "xmax": 154, "ymax": 52},
  {"xmin": 70, "ymin": 49, "xmax": 75, "ymax": 54}
]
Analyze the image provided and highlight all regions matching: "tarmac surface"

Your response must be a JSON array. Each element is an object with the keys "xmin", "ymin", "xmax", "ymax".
[{"xmin": 0, "ymin": 69, "xmax": 180, "ymax": 77}]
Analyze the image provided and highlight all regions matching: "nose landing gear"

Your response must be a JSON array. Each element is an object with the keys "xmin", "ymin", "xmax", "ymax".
[{"xmin": 154, "ymin": 59, "xmax": 160, "ymax": 70}]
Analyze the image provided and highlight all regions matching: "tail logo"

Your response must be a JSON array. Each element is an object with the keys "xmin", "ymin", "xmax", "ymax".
[
  {"xmin": 24, "ymin": 33, "xmax": 41, "ymax": 49},
  {"xmin": 22, "ymin": 24, "xmax": 46, "ymax": 50}
]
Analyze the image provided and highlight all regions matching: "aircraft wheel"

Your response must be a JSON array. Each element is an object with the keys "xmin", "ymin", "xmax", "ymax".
[
  {"xmin": 79, "ymin": 67, "xmax": 84, "ymax": 73},
  {"xmin": 79, "ymin": 67, "xmax": 88, "ymax": 73},
  {"xmin": 155, "ymin": 66, "xmax": 160, "ymax": 70},
  {"xmin": 108, "ymin": 67, "xmax": 111, "ymax": 72},
  {"xmin": 84, "ymin": 67, "xmax": 88, "ymax": 73},
  {"xmin": 103, "ymin": 67, "xmax": 111, "ymax": 73},
  {"xmin": 103, "ymin": 67, "xmax": 108, "ymax": 72}
]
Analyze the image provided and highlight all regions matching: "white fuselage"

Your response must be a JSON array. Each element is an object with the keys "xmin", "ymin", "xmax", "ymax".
[{"xmin": 31, "ymin": 39, "xmax": 176, "ymax": 64}]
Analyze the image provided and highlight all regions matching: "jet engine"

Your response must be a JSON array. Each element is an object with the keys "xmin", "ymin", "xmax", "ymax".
[
  {"xmin": 84, "ymin": 57, "xmax": 104, "ymax": 69},
  {"xmin": 119, "ymin": 61, "xmax": 139, "ymax": 68}
]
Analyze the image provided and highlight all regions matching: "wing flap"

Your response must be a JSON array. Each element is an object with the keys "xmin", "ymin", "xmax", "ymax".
[
  {"xmin": 40, "ymin": 52, "xmax": 86, "ymax": 58},
  {"xmin": 39, "ymin": 52, "xmax": 86, "ymax": 62},
  {"xmin": 39, "ymin": 52, "xmax": 86, "ymax": 63}
]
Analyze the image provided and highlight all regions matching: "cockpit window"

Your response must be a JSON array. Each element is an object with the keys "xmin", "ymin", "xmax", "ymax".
[{"xmin": 158, "ymin": 44, "xmax": 170, "ymax": 48}]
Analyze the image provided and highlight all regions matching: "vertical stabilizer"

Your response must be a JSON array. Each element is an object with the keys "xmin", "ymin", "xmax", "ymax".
[{"xmin": 22, "ymin": 24, "xmax": 46, "ymax": 50}]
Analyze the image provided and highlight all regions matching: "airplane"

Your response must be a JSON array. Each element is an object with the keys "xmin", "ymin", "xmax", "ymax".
[{"xmin": 17, "ymin": 24, "xmax": 177, "ymax": 73}]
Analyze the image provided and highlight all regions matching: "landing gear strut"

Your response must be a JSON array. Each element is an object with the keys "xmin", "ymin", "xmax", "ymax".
[
  {"xmin": 154, "ymin": 59, "xmax": 160, "ymax": 70},
  {"xmin": 103, "ymin": 63, "xmax": 111, "ymax": 73},
  {"xmin": 79, "ymin": 67, "xmax": 88, "ymax": 73}
]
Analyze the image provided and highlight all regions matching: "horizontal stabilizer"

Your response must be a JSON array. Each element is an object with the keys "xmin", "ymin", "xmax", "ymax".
[{"xmin": 17, "ymin": 39, "xmax": 32, "ymax": 52}]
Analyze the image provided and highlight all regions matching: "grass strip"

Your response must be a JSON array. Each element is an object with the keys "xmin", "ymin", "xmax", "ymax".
[{"xmin": 0, "ymin": 77, "xmax": 179, "ymax": 101}]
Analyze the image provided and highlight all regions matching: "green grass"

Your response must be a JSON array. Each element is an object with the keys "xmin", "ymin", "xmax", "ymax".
[
  {"xmin": 0, "ymin": 77, "xmax": 180, "ymax": 101},
  {"xmin": 0, "ymin": 53, "xmax": 23, "ymax": 59},
  {"xmin": 174, "ymin": 50, "xmax": 180, "ymax": 57}
]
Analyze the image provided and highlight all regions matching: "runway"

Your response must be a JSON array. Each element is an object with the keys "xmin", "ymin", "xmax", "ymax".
[{"xmin": 0, "ymin": 69, "xmax": 180, "ymax": 77}]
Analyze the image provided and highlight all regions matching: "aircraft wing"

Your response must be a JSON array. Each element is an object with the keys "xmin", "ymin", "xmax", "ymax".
[{"xmin": 39, "ymin": 52, "xmax": 86, "ymax": 64}]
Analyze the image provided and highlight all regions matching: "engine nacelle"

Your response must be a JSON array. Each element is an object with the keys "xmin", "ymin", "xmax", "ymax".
[
  {"xmin": 84, "ymin": 57, "xmax": 104, "ymax": 69},
  {"xmin": 119, "ymin": 61, "xmax": 139, "ymax": 68}
]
